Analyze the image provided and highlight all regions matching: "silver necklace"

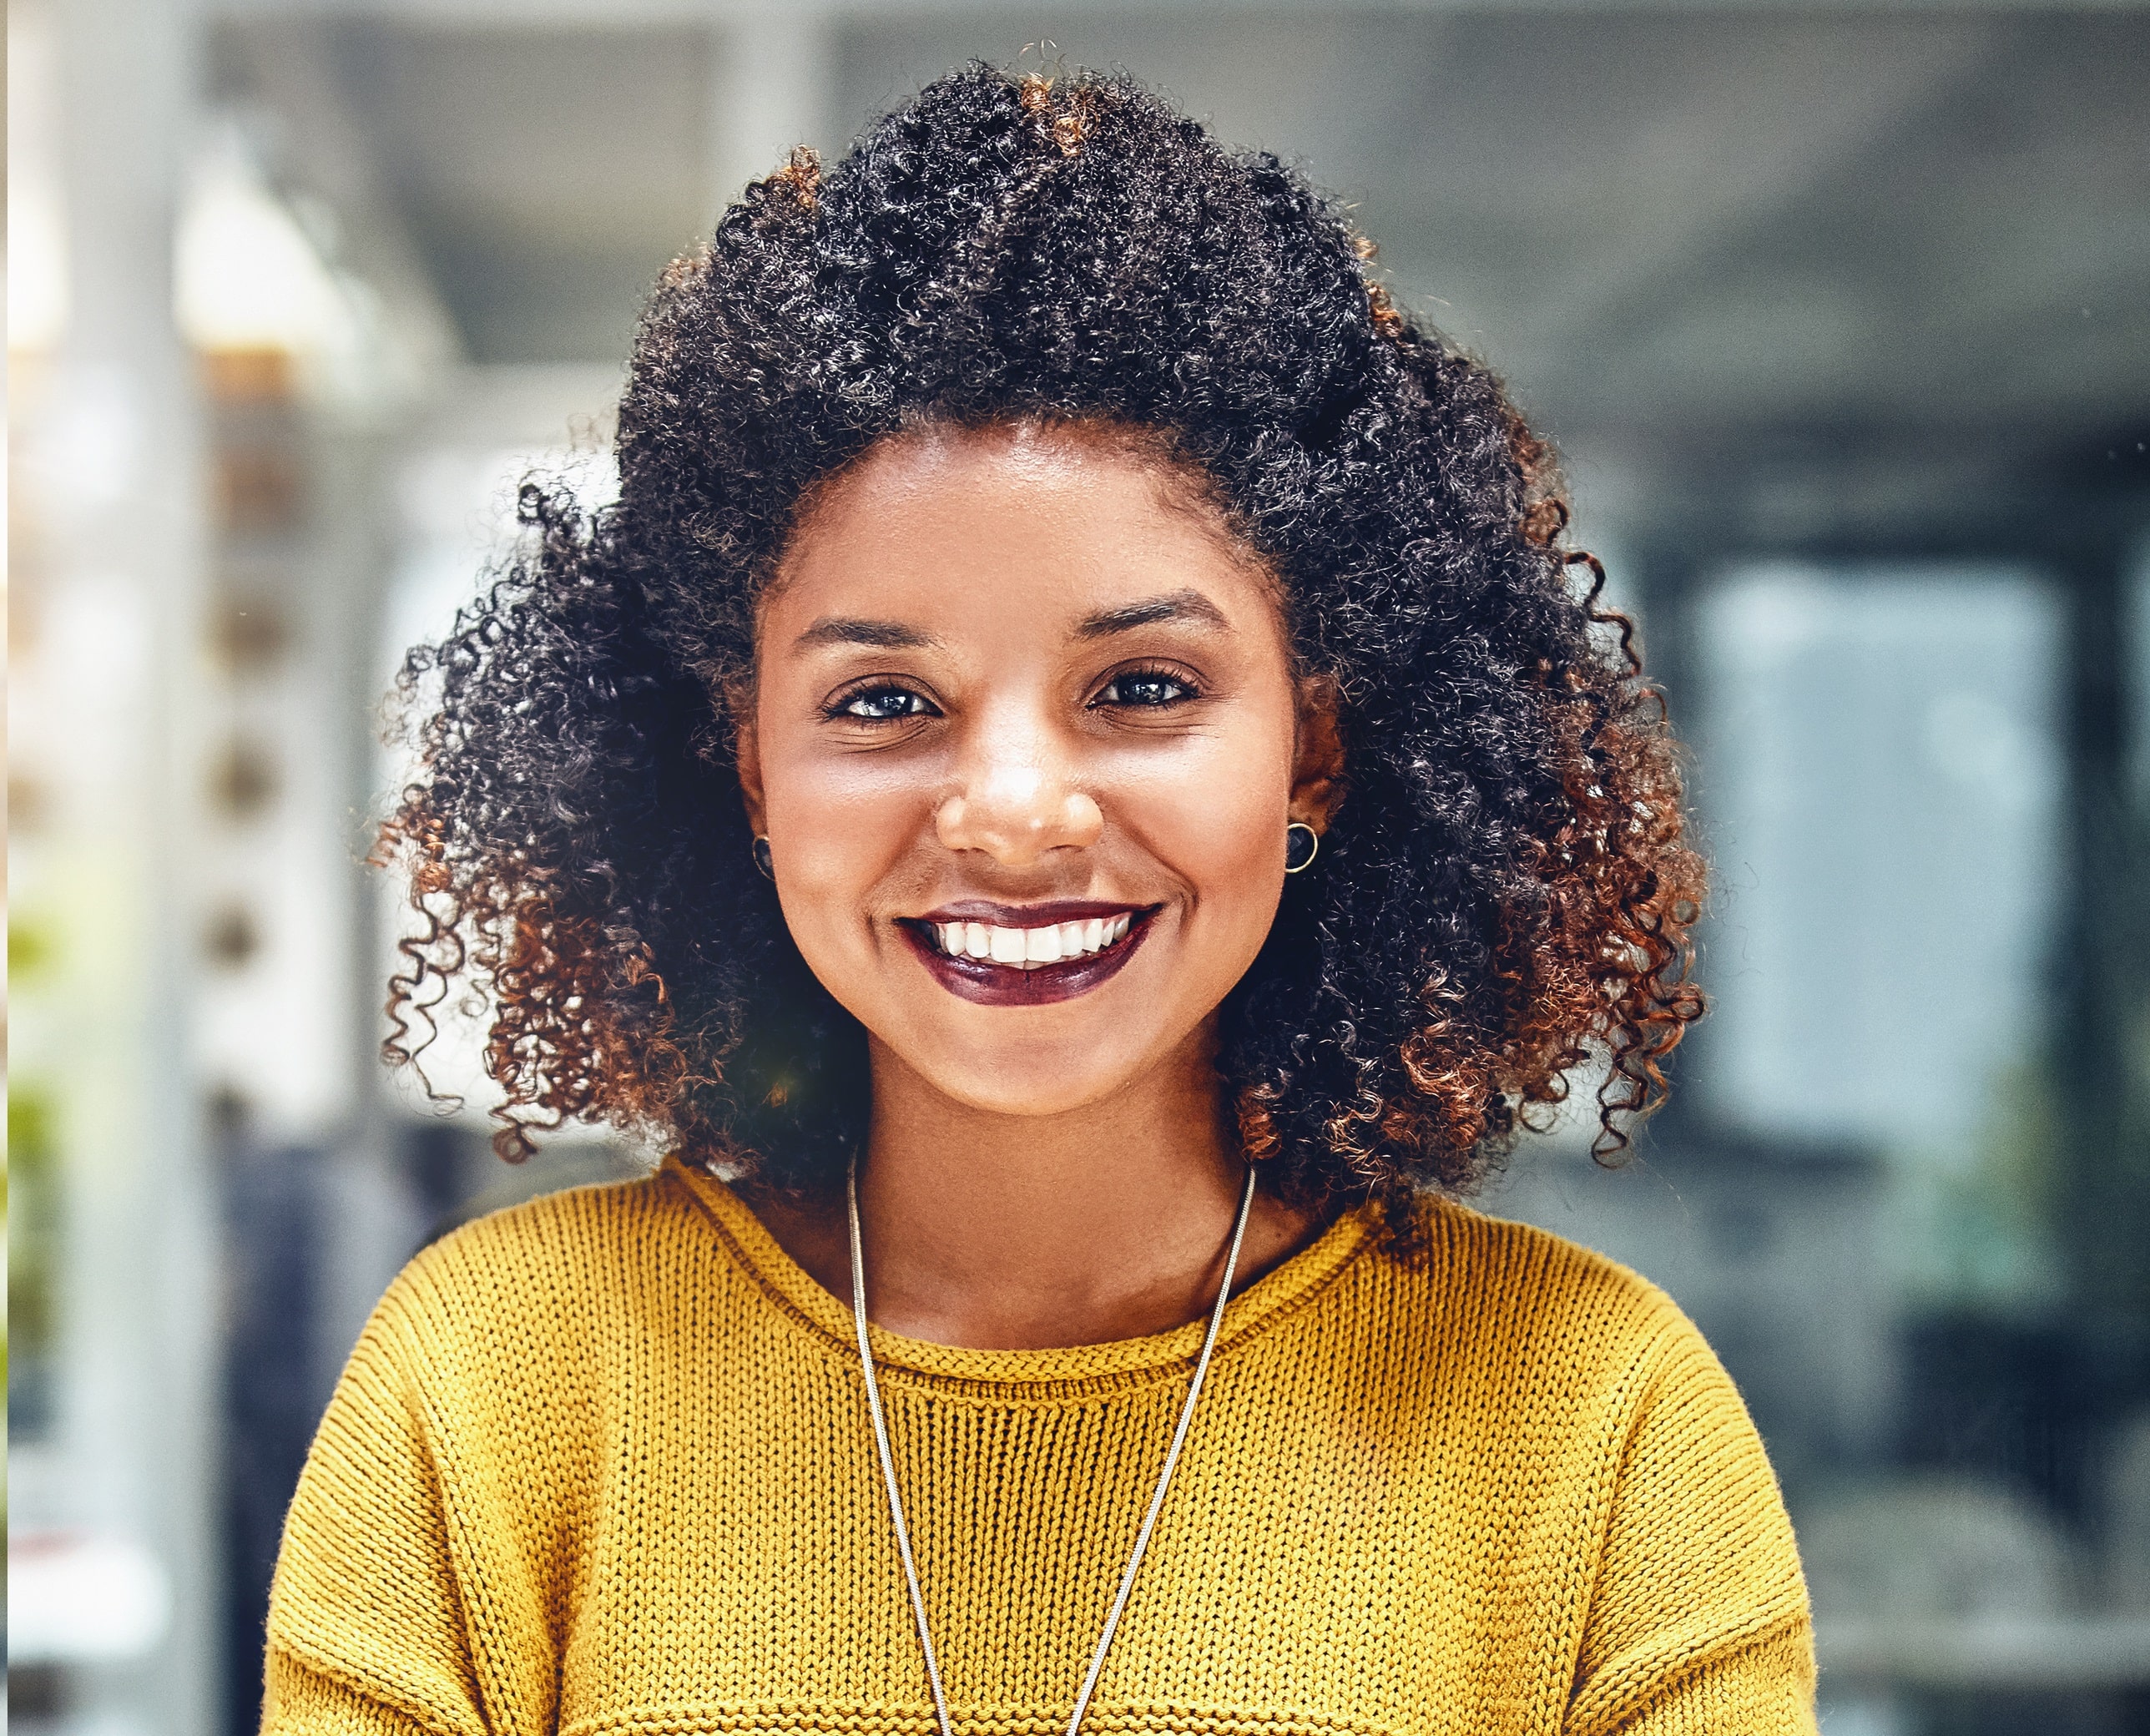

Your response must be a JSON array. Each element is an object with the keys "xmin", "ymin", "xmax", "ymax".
[{"xmin": 846, "ymin": 1160, "xmax": 1258, "ymax": 1736}]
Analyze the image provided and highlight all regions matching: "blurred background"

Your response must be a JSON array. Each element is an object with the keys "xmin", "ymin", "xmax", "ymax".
[{"xmin": 7, "ymin": 2, "xmax": 2147, "ymax": 1733}]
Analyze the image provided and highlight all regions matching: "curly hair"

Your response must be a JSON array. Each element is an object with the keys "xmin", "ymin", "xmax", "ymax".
[{"xmin": 378, "ymin": 63, "xmax": 1705, "ymax": 1212}]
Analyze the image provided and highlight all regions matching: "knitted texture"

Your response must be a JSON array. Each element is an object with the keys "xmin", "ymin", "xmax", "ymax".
[{"xmin": 263, "ymin": 1159, "xmax": 1816, "ymax": 1736}]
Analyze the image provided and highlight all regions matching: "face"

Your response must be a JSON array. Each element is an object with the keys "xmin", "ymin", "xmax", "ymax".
[{"xmin": 738, "ymin": 421, "xmax": 1336, "ymax": 1121}]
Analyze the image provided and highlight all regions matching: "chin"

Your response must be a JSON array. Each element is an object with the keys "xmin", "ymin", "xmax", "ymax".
[{"xmin": 919, "ymin": 1035, "xmax": 1153, "ymax": 1121}]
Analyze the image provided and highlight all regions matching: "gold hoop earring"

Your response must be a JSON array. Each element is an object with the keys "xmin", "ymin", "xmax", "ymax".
[
  {"xmin": 1284, "ymin": 822, "xmax": 1320, "ymax": 874},
  {"xmin": 752, "ymin": 836, "xmax": 775, "ymax": 880}
]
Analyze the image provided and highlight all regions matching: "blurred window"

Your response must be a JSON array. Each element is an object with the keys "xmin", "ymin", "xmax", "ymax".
[{"xmin": 1693, "ymin": 564, "xmax": 2062, "ymax": 1164}]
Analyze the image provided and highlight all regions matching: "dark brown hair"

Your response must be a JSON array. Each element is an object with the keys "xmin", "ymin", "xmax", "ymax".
[{"xmin": 378, "ymin": 65, "xmax": 1705, "ymax": 1213}]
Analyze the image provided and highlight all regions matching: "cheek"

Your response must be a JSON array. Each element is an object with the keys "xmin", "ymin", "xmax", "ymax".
[
  {"xmin": 1161, "ymin": 775, "xmax": 1275, "ymax": 881},
  {"xmin": 1126, "ymin": 730, "xmax": 1293, "ymax": 941},
  {"xmin": 760, "ymin": 746, "xmax": 922, "ymax": 949}
]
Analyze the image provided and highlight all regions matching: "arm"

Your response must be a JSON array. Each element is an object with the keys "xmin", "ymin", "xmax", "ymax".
[
  {"xmin": 260, "ymin": 1274, "xmax": 511, "ymax": 1736},
  {"xmin": 1563, "ymin": 1320, "xmax": 1818, "ymax": 1736},
  {"xmin": 264, "ymin": 1653, "xmax": 462, "ymax": 1736},
  {"xmin": 1584, "ymin": 1628, "xmax": 1815, "ymax": 1735}
]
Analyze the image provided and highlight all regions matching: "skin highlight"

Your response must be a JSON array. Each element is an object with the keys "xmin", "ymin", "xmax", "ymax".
[{"xmin": 734, "ymin": 421, "xmax": 1342, "ymax": 1350}]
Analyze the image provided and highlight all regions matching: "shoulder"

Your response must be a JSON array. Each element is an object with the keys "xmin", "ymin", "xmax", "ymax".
[
  {"xmin": 1385, "ymin": 1194, "xmax": 1803, "ymax": 1587},
  {"xmin": 399, "ymin": 1163, "xmax": 688, "ymax": 1294},
  {"xmin": 419, "ymin": 1159, "xmax": 691, "ymax": 1263},
  {"xmin": 1377, "ymin": 1190, "xmax": 1718, "ymax": 1396},
  {"xmin": 1408, "ymin": 1190, "xmax": 1688, "ymax": 1330},
  {"xmin": 367, "ymin": 1161, "xmax": 726, "ymax": 1380}
]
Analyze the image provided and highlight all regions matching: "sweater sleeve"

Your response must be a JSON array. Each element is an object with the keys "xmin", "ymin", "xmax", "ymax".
[
  {"xmin": 263, "ymin": 1652, "xmax": 453, "ymax": 1736},
  {"xmin": 1590, "ymin": 1628, "xmax": 1817, "ymax": 1735},
  {"xmin": 260, "ymin": 1284, "xmax": 487, "ymax": 1736},
  {"xmin": 1562, "ymin": 1315, "xmax": 1818, "ymax": 1736}
]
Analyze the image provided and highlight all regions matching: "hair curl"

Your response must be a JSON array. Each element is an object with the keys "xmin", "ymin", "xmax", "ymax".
[{"xmin": 378, "ymin": 65, "xmax": 1705, "ymax": 1212}]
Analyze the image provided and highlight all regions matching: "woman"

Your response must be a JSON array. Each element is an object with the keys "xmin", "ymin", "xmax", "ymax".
[{"xmin": 267, "ymin": 66, "xmax": 1814, "ymax": 1736}]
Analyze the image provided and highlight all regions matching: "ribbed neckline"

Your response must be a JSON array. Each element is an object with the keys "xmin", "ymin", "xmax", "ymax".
[{"xmin": 666, "ymin": 1156, "xmax": 1380, "ymax": 1395}]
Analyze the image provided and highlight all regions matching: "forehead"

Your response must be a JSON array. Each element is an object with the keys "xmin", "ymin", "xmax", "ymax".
[{"xmin": 765, "ymin": 421, "xmax": 1277, "ymax": 632}]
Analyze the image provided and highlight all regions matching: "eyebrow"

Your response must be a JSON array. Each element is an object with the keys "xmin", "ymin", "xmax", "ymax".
[
  {"xmin": 791, "ymin": 617, "xmax": 942, "ymax": 654},
  {"xmin": 1073, "ymin": 588, "xmax": 1232, "ymax": 639}
]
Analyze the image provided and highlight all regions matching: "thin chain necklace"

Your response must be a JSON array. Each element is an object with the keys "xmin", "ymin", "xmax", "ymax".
[{"xmin": 846, "ymin": 1160, "xmax": 1259, "ymax": 1736}]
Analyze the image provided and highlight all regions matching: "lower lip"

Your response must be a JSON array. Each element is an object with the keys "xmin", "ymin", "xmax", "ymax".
[{"xmin": 900, "ymin": 916, "xmax": 1156, "ymax": 1007}]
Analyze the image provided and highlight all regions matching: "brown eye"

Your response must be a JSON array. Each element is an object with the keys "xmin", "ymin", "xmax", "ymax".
[
  {"xmin": 1093, "ymin": 669, "xmax": 1196, "ymax": 709},
  {"xmin": 830, "ymin": 685, "xmax": 938, "ymax": 720}
]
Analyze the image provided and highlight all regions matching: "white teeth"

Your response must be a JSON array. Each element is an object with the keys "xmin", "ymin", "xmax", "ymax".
[{"xmin": 931, "ymin": 914, "xmax": 1139, "ymax": 966}]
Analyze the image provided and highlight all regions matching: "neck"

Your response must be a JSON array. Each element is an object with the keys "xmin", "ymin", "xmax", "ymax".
[{"xmin": 742, "ymin": 1026, "xmax": 1324, "ymax": 1350}]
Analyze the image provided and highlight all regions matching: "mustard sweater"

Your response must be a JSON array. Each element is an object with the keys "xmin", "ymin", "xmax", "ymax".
[{"xmin": 264, "ymin": 1158, "xmax": 1816, "ymax": 1736}]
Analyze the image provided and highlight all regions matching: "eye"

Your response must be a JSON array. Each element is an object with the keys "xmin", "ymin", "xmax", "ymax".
[
  {"xmin": 827, "ymin": 684, "xmax": 939, "ymax": 721},
  {"xmin": 1093, "ymin": 667, "xmax": 1200, "ymax": 709}
]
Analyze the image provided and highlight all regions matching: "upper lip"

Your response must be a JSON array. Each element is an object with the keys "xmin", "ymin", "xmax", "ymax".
[{"xmin": 914, "ymin": 898, "xmax": 1151, "ymax": 926}]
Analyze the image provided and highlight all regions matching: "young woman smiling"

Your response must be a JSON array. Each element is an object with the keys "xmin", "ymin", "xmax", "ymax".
[{"xmin": 265, "ymin": 66, "xmax": 1815, "ymax": 1736}]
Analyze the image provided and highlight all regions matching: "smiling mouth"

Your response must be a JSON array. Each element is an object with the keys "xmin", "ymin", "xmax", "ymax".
[
  {"xmin": 924, "ymin": 911, "xmax": 1133, "ymax": 967},
  {"xmin": 898, "ymin": 902, "xmax": 1157, "ymax": 1007}
]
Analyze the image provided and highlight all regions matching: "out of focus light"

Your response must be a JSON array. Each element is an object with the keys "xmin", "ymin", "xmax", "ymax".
[
  {"xmin": 9, "ymin": 178, "xmax": 70, "ymax": 354},
  {"xmin": 6, "ymin": 1532, "xmax": 174, "ymax": 1665},
  {"xmin": 8, "ymin": 3, "xmax": 68, "ymax": 354},
  {"xmin": 175, "ymin": 128, "xmax": 354, "ymax": 357}
]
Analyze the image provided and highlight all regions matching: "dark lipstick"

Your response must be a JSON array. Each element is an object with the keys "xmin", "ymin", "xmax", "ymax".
[{"xmin": 899, "ymin": 904, "xmax": 1158, "ymax": 1007}]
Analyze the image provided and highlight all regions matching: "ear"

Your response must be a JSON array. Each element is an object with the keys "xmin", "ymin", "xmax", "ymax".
[
  {"xmin": 1289, "ymin": 673, "xmax": 1345, "ymax": 832},
  {"xmin": 729, "ymin": 683, "xmax": 769, "ymax": 837}
]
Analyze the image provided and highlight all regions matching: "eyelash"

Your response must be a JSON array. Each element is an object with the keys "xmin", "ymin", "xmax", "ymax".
[
  {"xmin": 820, "ymin": 663, "xmax": 1204, "ymax": 724},
  {"xmin": 1090, "ymin": 664, "xmax": 1203, "ymax": 709},
  {"xmin": 823, "ymin": 682, "xmax": 940, "ymax": 721}
]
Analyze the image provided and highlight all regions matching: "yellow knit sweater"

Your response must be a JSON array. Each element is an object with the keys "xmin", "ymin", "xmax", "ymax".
[{"xmin": 264, "ymin": 1158, "xmax": 1815, "ymax": 1736}]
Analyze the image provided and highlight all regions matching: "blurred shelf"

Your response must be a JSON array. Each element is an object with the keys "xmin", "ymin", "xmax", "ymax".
[{"xmin": 1817, "ymin": 1617, "xmax": 2150, "ymax": 1690}]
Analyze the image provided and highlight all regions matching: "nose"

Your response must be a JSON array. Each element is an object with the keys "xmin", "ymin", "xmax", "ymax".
[{"xmin": 936, "ymin": 739, "xmax": 1103, "ymax": 867}]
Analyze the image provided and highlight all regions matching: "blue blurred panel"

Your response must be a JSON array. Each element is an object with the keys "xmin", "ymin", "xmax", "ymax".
[{"xmin": 1693, "ymin": 565, "xmax": 2062, "ymax": 1161}]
